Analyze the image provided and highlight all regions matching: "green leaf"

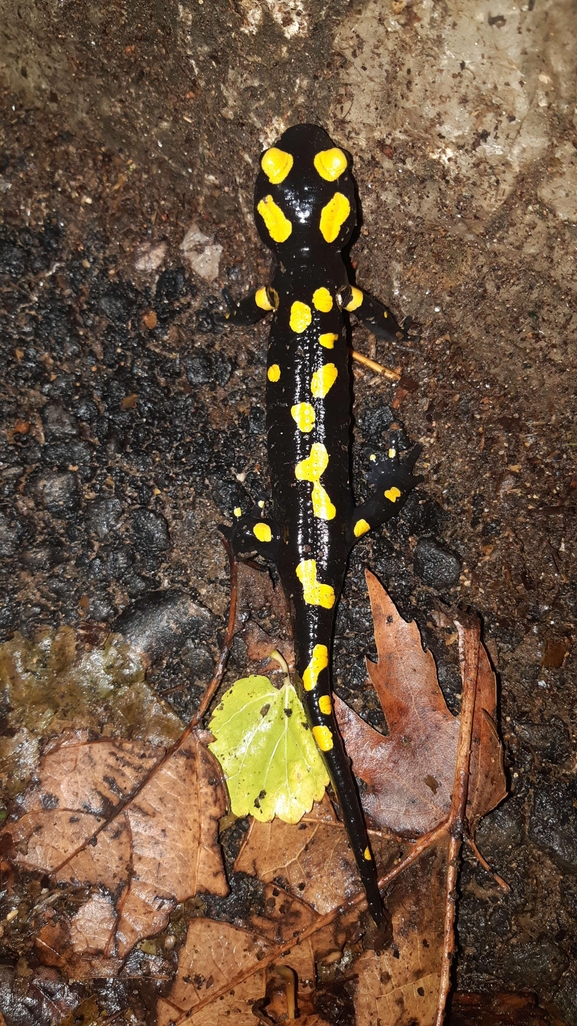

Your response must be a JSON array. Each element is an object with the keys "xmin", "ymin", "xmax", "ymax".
[{"xmin": 208, "ymin": 675, "xmax": 329, "ymax": 824}]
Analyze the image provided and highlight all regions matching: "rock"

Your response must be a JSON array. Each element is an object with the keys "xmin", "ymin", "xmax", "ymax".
[
  {"xmin": 130, "ymin": 508, "xmax": 170, "ymax": 553},
  {"xmin": 41, "ymin": 403, "xmax": 79, "ymax": 438},
  {"xmin": 413, "ymin": 537, "xmax": 462, "ymax": 588},
  {"xmin": 31, "ymin": 471, "xmax": 80, "ymax": 516},
  {"xmin": 528, "ymin": 775, "xmax": 577, "ymax": 871},
  {"xmin": 87, "ymin": 498, "xmax": 123, "ymax": 540}
]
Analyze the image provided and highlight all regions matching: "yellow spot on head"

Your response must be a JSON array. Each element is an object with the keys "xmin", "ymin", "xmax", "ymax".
[
  {"xmin": 313, "ymin": 147, "xmax": 348, "ymax": 182},
  {"xmin": 344, "ymin": 286, "xmax": 363, "ymax": 312},
  {"xmin": 312, "ymin": 724, "xmax": 334, "ymax": 752},
  {"xmin": 311, "ymin": 363, "xmax": 338, "ymax": 399},
  {"xmin": 363, "ymin": 847, "xmax": 372, "ymax": 861},
  {"xmin": 354, "ymin": 518, "xmax": 370, "ymax": 538},
  {"xmin": 296, "ymin": 560, "xmax": 336, "ymax": 609},
  {"xmin": 319, "ymin": 192, "xmax": 351, "ymax": 244},
  {"xmin": 318, "ymin": 694, "xmax": 332, "ymax": 716},
  {"xmin": 384, "ymin": 486, "xmax": 402, "ymax": 503},
  {"xmin": 302, "ymin": 644, "xmax": 329, "ymax": 691},
  {"xmin": 289, "ymin": 300, "xmax": 312, "ymax": 333},
  {"xmin": 267, "ymin": 363, "xmax": 281, "ymax": 382},
  {"xmin": 312, "ymin": 287, "xmax": 333, "ymax": 312},
  {"xmin": 319, "ymin": 332, "xmax": 338, "ymax": 349},
  {"xmin": 257, "ymin": 195, "xmax": 292, "ymax": 243},
  {"xmin": 255, "ymin": 287, "xmax": 274, "ymax": 311},
  {"xmin": 261, "ymin": 147, "xmax": 294, "ymax": 184},
  {"xmin": 234, "ymin": 507, "xmax": 242, "ymax": 518},
  {"xmin": 258, "ymin": 499, "xmax": 265, "ymax": 509},
  {"xmin": 291, "ymin": 402, "xmax": 316, "ymax": 433},
  {"xmin": 253, "ymin": 522, "xmax": 272, "ymax": 543}
]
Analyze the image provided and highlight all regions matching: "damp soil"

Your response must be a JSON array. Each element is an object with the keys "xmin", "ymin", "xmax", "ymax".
[{"xmin": 0, "ymin": 0, "xmax": 576, "ymax": 1023}]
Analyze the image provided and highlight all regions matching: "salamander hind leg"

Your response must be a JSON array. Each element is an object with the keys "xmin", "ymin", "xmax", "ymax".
[
  {"xmin": 348, "ymin": 431, "xmax": 422, "ymax": 546},
  {"xmin": 338, "ymin": 284, "xmax": 410, "ymax": 342},
  {"xmin": 222, "ymin": 503, "xmax": 280, "ymax": 562}
]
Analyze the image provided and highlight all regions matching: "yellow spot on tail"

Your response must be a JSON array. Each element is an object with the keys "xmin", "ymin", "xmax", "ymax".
[
  {"xmin": 253, "ymin": 522, "xmax": 272, "ymax": 543},
  {"xmin": 388, "ymin": 447, "xmax": 397, "ymax": 459},
  {"xmin": 290, "ymin": 301, "xmax": 312, "ymax": 333},
  {"xmin": 255, "ymin": 287, "xmax": 274, "ymax": 311},
  {"xmin": 319, "ymin": 193, "xmax": 351, "ymax": 243},
  {"xmin": 234, "ymin": 507, "xmax": 242, "ymax": 518},
  {"xmin": 268, "ymin": 364, "xmax": 281, "ymax": 382},
  {"xmin": 319, "ymin": 332, "xmax": 338, "ymax": 349},
  {"xmin": 258, "ymin": 500, "xmax": 265, "ymax": 508},
  {"xmin": 311, "ymin": 363, "xmax": 338, "ymax": 399},
  {"xmin": 354, "ymin": 518, "xmax": 370, "ymax": 538},
  {"xmin": 384, "ymin": 486, "xmax": 402, "ymax": 502},
  {"xmin": 312, "ymin": 287, "xmax": 333, "ymax": 312},
  {"xmin": 257, "ymin": 195, "xmax": 292, "ymax": 243},
  {"xmin": 363, "ymin": 847, "xmax": 372, "ymax": 861},
  {"xmin": 296, "ymin": 560, "xmax": 336, "ymax": 609},
  {"xmin": 344, "ymin": 286, "xmax": 363, "ymax": 311},
  {"xmin": 295, "ymin": 443, "xmax": 336, "ymax": 520},
  {"xmin": 312, "ymin": 725, "xmax": 334, "ymax": 751},
  {"xmin": 291, "ymin": 402, "xmax": 316, "ymax": 433},
  {"xmin": 318, "ymin": 694, "xmax": 332, "ymax": 716},
  {"xmin": 302, "ymin": 644, "xmax": 329, "ymax": 691},
  {"xmin": 314, "ymin": 147, "xmax": 348, "ymax": 182},
  {"xmin": 261, "ymin": 147, "xmax": 293, "ymax": 184}
]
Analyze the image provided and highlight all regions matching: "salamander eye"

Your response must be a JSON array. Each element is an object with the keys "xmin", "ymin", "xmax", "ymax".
[
  {"xmin": 261, "ymin": 147, "xmax": 294, "ymax": 184},
  {"xmin": 314, "ymin": 147, "xmax": 348, "ymax": 181}
]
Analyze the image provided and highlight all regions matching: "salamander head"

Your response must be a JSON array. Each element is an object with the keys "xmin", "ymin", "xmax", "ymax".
[{"xmin": 254, "ymin": 124, "xmax": 357, "ymax": 259}]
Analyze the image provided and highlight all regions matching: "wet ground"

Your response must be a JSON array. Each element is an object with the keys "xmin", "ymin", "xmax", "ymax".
[{"xmin": 0, "ymin": 0, "xmax": 576, "ymax": 1022}]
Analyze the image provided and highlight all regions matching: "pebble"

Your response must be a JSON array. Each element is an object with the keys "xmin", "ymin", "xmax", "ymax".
[
  {"xmin": 413, "ymin": 537, "xmax": 462, "ymax": 588},
  {"xmin": 31, "ymin": 471, "xmax": 80, "ymax": 516},
  {"xmin": 41, "ymin": 403, "xmax": 79, "ymax": 438},
  {"xmin": 528, "ymin": 776, "xmax": 577, "ymax": 871},
  {"xmin": 129, "ymin": 508, "xmax": 170, "ymax": 553},
  {"xmin": 87, "ymin": 498, "xmax": 123, "ymax": 540}
]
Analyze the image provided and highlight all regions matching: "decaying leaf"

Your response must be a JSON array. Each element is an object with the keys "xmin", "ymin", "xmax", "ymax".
[
  {"xmin": 2, "ymin": 729, "xmax": 228, "ymax": 957},
  {"xmin": 335, "ymin": 570, "xmax": 506, "ymax": 836},
  {"xmin": 208, "ymin": 675, "xmax": 329, "ymax": 823}
]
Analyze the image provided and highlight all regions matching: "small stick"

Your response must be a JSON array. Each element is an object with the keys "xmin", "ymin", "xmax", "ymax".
[
  {"xmin": 351, "ymin": 349, "xmax": 402, "ymax": 381},
  {"xmin": 434, "ymin": 616, "xmax": 481, "ymax": 1026}
]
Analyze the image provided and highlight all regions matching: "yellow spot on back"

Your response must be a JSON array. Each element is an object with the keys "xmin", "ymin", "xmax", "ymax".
[
  {"xmin": 384, "ymin": 486, "xmax": 402, "ymax": 503},
  {"xmin": 363, "ymin": 847, "xmax": 372, "ymax": 861},
  {"xmin": 257, "ymin": 195, "xmax": 292, "ymax": 243},
  {"xmin": 234, "ymin": 507, "xmax": 242, "ymax": 518},
  {"xmin": 296, "ymin": 560, "xmax": 335, "ymax": 609},
  {"xmin": 255, "ymin": 287, "xmax": 274, "ymax": 311},
  {"xmin": 318, "ymin": 694, "xmax": 332, "ymax": 716},
  {"xmin": 354, "ymin": 518, "xmax": 370, "ymax": 538},
  {"xmin": 319, "ymin": 332, "xmax": 338, "ymax": 349},
  {"xmin": 312, "ymin": 724, "xmax": 334, "ymax": 751},
  {"xmin": 261, "ymin": 147, "xmax": 294, "ymax": 184},
  {"xmin": 253, "ymin": 522, "xmax": 272, "ymax": 543},
  {"xmin": 313, "ymin": 147, "xmax": 348, "ymax": 182},
  {"xmin": 290, "ymin": 301, "xmax": 312, "ymax": 333},
  {"xmin": 295, "ymin": 443, "xmax": 336, "ymax": 520},
  {"xmin": 388, "ymin": 447, "xmax": 397, "ymax": 459},
  {"xmin": 319, "ymin": 192, "xmax": 351, "ymax": 243},
  {"xmin": 311, "ymin": 363, "xmax": 338, "ymax": 399},
  {"xmin": 312, "ymin": 287, "xmax": 333, "ymax": 312},
  {"xmin": 267, "ymin": 364, "xmax": 281, "ymax": 382},
  {"xmin": 302, "ymin": 644, "xmax": 329, "ymax": 691},
  {"xmin": 345, "ymin": 286, "xmax": 363, "ymax": 311},
  {"xmin": 291, "ymin": 402, "xmax": 316, "ymax": 433}
]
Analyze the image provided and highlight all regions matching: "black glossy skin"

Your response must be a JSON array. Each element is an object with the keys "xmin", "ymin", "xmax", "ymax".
[{"xmin": 227, "ymin": 124, "xmax": 421, "ymax": 928}]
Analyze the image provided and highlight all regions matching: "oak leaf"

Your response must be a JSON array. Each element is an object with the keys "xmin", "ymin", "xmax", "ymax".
[{"xmin": 3, "ymin": 729, "xmax": 228, "ymax": 957}]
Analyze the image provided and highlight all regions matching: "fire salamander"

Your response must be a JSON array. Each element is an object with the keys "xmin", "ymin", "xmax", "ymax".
[{"xmin": 223, "ymin": 124, "xmax": 421, "ymax": 928}]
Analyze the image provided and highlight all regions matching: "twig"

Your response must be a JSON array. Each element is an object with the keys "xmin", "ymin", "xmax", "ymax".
[
  {"xmin": 350, "ymin": 349, "xmax": 401, "ymax": 380},
  {"xmin": 193, "ymin": 537, "xmax": 239, "ymax": 725},
  {"xmin": 465, "ymin": 836, "xmax": 510, "ymax": 892},
  {"xmin": 434, "ymin": 616, "xmax": 481, "ymax": 1026}
]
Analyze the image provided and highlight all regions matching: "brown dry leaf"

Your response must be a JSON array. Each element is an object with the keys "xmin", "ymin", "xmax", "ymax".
[
  {"xmin": 335, "ymin": 570, "xmax": 506, "ymax": 836},
  {"xmin": 350, "ymin": 841, "xmax": 447, "ymax": 1026},
  {"xmin": 3, "ymin": 729, "xmax": 228, "ymax": 957},
  {"xmin": 235, "ymin": 795, "xmax": 365, "ymax": 917}
]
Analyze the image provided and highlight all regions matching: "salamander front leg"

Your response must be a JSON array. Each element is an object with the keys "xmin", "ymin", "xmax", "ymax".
[
  {"xmin": 347, "ymin": 433, "xmax": 423, "ymax": 547},
  {"xmin": 221, "ymin": 285, "xmax": 279, "ymax": 326},
  {"xmin": 222, "ymin": 502, "xmax": 281, "ymax": 563},
  {"xmin": 337, "ymin": 284, "xmax": 412, "ymax": 342}
]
